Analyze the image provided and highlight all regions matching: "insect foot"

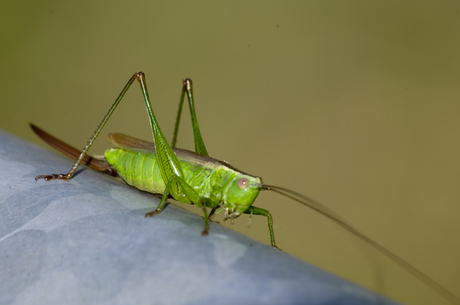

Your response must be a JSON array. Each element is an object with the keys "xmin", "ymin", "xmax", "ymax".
[
  {"xmin": 35, "ymin": 173, "xmax": 70, "ymax": 181},
  {"xmin": 145, "ymin": 210, "xmax": 161, "ymax": 217},
  {"xmin": 201, "ymin": 229, "xmax": 209, "ymax": 236},
  {"xmin": 272, "ymin": 245, "xmax": 282, "ymax": 251}
]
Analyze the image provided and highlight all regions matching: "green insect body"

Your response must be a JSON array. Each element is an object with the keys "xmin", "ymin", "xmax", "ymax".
[
  {"xmin": 104, "ymin": 135, "xmax": 262, "ymax": 217},
  {"xmin": 31, "ymin": 72, "xmax": 460, "ymax": 304}
]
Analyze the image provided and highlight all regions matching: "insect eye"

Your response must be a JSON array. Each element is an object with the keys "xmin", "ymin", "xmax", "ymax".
[{"xmin": 238, "ymin": 177, "xmax": 249, "ymax": 189}]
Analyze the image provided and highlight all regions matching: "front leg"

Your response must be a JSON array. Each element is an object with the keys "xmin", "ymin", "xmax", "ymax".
[{"xmin": 244, "ymin": 206, "xmax": 279, "ymax": 249}]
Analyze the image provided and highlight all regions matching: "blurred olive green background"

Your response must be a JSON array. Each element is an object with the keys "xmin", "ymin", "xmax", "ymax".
[{"xmin": 1, "ymin": 1, "xmax": 459, "ymax": 305}]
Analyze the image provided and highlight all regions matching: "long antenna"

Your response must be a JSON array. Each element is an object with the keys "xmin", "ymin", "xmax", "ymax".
[{"xmin": 263, "ymin": 184, "xmax": 459, "ymax": 305}]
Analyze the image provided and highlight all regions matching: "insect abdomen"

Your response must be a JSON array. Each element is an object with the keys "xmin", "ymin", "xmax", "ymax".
[{"xmin": 105, "ymin": 148, "xmax": 166, "ymax": 194}]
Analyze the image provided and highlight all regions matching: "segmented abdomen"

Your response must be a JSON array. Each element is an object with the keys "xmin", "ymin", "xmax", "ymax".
[{"xmin": 105, "ymin": 148, "xmax": 166, "ymax": 194}]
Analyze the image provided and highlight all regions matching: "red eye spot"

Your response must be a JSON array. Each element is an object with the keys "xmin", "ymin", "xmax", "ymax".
[{"xmin": 238, "ymin": 177, "xmax": 249, "ymax": 189}]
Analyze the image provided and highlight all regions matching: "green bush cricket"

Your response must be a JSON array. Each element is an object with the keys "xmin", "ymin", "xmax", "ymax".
[{"xmin": 31, "ymin": 72, "xmax": 459, "ymax": 304}]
